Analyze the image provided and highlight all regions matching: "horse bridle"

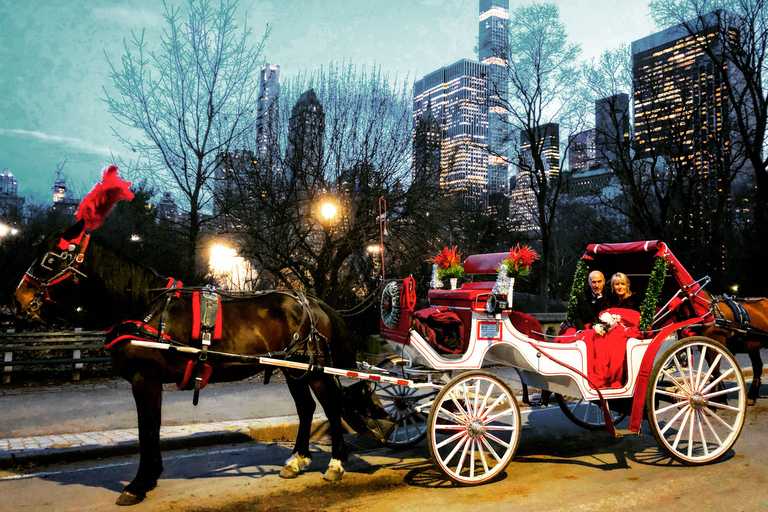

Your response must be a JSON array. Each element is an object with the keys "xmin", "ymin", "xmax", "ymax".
[{"xmin": 22, "ymin": 232, "xmax": 91, "ymax": 313}]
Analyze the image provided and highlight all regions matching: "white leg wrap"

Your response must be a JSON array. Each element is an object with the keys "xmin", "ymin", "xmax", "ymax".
[
  {"xmin": 323, "ymin": 458, "xmax": 345, "ymax": 482},
  {"xmin": 280, "ymin": 453, "xmax": 311, "ymax": 478}
]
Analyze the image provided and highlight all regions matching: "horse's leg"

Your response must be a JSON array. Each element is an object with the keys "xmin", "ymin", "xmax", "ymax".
[
  {"xmin": 747, "ymin": 346, "xmax": 763, "ymax": 406},
  {"xmin": 280, "ymin": 374, "xmax": 316, "ymax": 479},
  {"xmin": 309, "ymin": 375, "xmax": 349, "ymax": 483},
  {"xmin": 116, "ymin": 368, "xmax": 164, "ymax": 506}
]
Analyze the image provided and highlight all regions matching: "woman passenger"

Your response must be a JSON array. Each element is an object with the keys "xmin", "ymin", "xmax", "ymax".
[{"xmin": 610, "ymin": 272, "xmax": 641, "ymax": 311}]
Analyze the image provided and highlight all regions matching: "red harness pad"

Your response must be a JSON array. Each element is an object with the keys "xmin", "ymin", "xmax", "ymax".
[{"xmin": 178, "ymin": 360, "xmax": 213, "ymax": 390}]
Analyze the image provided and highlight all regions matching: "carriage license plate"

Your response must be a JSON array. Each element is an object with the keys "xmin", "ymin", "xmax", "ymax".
[{"xmin": 479, "ymin": 321, "xmax": 500, "ymax": 339}]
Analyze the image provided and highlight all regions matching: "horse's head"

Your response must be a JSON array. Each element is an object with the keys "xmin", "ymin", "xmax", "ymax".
[{"xmin": 13, "ymin": 220, "xmax": 91, "ymax": 326}]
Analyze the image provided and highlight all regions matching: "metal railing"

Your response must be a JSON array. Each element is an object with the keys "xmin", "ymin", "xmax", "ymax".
[{"xmin": 1, "ymin": 330, "xmax": 109, "ymax": 384}]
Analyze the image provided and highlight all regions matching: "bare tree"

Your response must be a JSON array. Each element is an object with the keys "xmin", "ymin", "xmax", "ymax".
[
  {"xmin": 103, "ymin": 0, "xmax": 269, "ymax": 279},
  {"xmin": 493, "ymin": 2, "xmax": 584, "ymax": 310},
  {"xmin": 222, "ymin": 63, "xmax": 451, "ymax": 309}
]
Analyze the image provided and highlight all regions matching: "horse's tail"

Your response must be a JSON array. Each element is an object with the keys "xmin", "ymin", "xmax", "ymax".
[{"xmin": 317, "ymin": 300, "xmax": 358, "ymax": 370}]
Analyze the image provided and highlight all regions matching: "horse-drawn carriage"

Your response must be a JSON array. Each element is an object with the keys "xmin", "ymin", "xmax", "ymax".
[
  {"xmin": 11, "ymin": 167, "xmax": 750, "ymax": 504},
  {"xmin": 372, "ymin": 240, "xmax": 747, "ymax": 484}
]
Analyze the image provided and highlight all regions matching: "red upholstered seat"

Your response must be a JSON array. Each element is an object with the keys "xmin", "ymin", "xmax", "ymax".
[{"xmin": 463, "ymin": 252, "xmax": 508, "ymax": 275}]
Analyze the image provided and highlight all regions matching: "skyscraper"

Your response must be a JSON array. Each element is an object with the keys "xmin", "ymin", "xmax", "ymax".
[
  {"xmin": 256, "ymin": 64, "xmax": 281, "ymax": 167},
  {"xmin": 286, "ymin": 88, "xmax": 325, "ymax": 186},
  {"xmin": 510, "ymin": 123, "xmax": 559, "ymax": 233},
  {"xmin": 413, "ymin": 59, "xmax": 490, "ymax": 205},
  {"xmin": 632, "ymin": 12, "xmax": 747, "ymax": 261},
  {"xmin": 595, "ymin": 93, "xmax": 629, "ymax": 165},
  {"xmin": 479, "ymin": 0, "xmax": 510, "ymax": 201}
]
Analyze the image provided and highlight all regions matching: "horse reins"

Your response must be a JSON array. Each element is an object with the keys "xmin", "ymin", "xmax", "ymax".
[{"xmin": 22, "ymin": 233, "xmax": 91, "ymax": 312}]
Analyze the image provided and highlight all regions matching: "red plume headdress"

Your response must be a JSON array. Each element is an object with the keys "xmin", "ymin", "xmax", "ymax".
[{"xmin": 76, "ymin": 165, "xmax": 134, "ymax": 231}]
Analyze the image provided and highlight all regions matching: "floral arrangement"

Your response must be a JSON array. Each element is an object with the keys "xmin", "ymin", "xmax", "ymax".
[
  {"xmin": 429, "ymin": 246, "xmax": 465, "ymax": 279},
  {"xmin": 593, "ymin": 311, "xmax": 623, "ymax": 336},
  {"xmin": 501, "ymin": 244, "xmax": 539, "ymax": 278}
]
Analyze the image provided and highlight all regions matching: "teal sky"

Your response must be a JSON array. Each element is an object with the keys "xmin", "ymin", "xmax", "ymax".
[{"xmin": 0, "ymin": 0, "xmax": 655, "ymax": 202}]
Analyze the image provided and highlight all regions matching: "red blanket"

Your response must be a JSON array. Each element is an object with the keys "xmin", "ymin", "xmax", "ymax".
[{"xmin": 412, "ymin": 306, "xmax": 465, "ymax": 354}]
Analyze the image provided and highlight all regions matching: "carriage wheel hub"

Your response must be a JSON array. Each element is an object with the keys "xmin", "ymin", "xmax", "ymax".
[
  {"xmin": 467, "ymin": 419, "xmax": 486, "ymax": 439},
  {"xmin": 689, "ymin": 392, "xmax": 708, "ymax": 410}
]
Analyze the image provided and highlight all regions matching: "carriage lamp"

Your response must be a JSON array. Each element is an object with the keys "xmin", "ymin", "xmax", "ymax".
[
  {"xmin": 485, "ymin": 293, "xmax": 508, "ymax": 315},
  {"xmin": 731, "ymin": 284, "xmax": 739, "ymax": 293}
]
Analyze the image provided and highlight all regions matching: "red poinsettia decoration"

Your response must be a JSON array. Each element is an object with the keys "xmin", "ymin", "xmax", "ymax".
[
  {"xmin": 501, "ymin": 244, "xmax": 539, "ymax": 278},
  {"xmin": 429, "ymin": 246, "xmax": 465, "ymax": 278}
]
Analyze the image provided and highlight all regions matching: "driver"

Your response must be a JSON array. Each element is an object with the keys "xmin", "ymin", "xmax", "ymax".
[{"xmin": 573, "ymin": 270, "xmax": 609, "ymax": 330}]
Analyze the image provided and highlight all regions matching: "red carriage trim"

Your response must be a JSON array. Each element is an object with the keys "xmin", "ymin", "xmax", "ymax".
[
  {"xmin": 463, "ymin": 252, "xmax": 508, "ymax": 274},
  {"xmin": 627, "ymin": 317, "xmax": 700, "ymax": 434}
]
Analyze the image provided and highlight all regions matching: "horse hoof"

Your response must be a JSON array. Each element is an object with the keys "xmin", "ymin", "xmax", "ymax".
[
  {"xmin": 747, "ymin": 398, "xmax": 756, "ymax": 406},
  {"xmin": 116, "ymin": 491, "xmax": 145, "ymax": 506},
  {"xmin": 323, "ymin": 459, "xmax": 345, "ymax": 482},
  {"xmin": 280, "ymin": 453, "xmax": 311, "ymax": 479}
]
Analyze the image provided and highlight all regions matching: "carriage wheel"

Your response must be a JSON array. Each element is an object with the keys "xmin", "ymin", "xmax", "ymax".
[
  {"xmin": 646, "ymin": 336, "xmax": 746, "ymax": 465},
  {"xmin": 373, "ymin": 355, "xmax": 437, "ymax": 449},
  {"xmin": 427, "ymin": 371, "xmax": 520, "ymax": 485},
  {"xmin": 554, "ymin": 394, "xmax": 627, "ymax": 430}
]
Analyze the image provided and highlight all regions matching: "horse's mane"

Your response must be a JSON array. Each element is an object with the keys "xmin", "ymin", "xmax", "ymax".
[
  {"xmin": 316, "ymin": 299, "xmax": 357, "ymax": 369},
  {"xmin": 84, "ymin": 237, "xmax": 168, "ymax": 318}
]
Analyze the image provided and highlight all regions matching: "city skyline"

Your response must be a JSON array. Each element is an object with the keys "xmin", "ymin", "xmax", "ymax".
[{"xmin": 1, "ymin": 0, "xmax": 656, "ymax": 202}]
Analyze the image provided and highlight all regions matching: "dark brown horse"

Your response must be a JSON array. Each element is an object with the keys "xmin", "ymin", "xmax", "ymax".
[
  {"xmin": 696, "ymin": 290, "xmax": 768, "ymax": 406},
  {"xmin": 14, "ymin": 221, "xmax": 358, "ymax": 506}
]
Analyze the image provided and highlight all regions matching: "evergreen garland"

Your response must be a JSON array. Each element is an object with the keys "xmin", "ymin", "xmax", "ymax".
[
  {"xmin": 639, "ymin": 256, "xmax": 668, "ymax": 331},
  {"xmin": 565, "ymin": 259, "xmax": 590, "ymax": 325}
]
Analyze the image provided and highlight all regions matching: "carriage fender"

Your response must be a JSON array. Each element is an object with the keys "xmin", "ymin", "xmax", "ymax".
[{"xmin": 628, "ymin": 318, "xmax": 701, "ymax": 434}]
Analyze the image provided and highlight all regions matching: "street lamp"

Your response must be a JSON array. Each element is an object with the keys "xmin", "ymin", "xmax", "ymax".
[{"xmin": 378, "ymin": 196, "xmax": 387, "ymax": 279}]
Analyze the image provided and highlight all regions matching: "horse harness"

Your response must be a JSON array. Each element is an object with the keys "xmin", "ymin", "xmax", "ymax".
[
  {"xmin": 107, "ymin": 285, "xmax": 329, "ymax": 405},
  {"xmin": 22, "ymin": 232, "xmax": 91, "ymax": 312},
  {"xmin": 710, "ymin": 295, "xmax": 768, "ymax": 340}
]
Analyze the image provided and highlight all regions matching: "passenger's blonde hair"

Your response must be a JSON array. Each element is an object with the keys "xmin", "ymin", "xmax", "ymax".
[{"xmin": 611, "ymin": 272, "xmax": 632, "ymax": 297}]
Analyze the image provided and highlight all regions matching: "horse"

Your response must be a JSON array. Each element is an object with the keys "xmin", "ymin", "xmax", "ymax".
[
  {"xmin": 14, "ymin": 220, "xmax": 358, "ymax": 506},
  {"xmin": 695, "ymin": 290, "xmax": 768, "ymax": 406}
]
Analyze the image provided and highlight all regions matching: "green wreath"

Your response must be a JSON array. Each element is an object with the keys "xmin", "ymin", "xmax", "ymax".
[
  {"xmin": 639, "ymin": 256, "xmax": 668, "ymax": 331},
  {"xmin": 565, "ymin": 259, "xmax": 590, "ymax": 326}
]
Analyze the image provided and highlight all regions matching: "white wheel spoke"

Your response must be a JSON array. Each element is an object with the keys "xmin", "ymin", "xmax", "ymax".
[
  {"xmin": 480, "ymin": 394, "xmax": 506, "ymax": 422},
  {"xmin": 662, "ymin": 368, "xmax": 691, "ymax": 396},
  {"xmin": 485, "ymin": 406, "xmax": 515, "ymax": 424},
  {"xmin": 671, "ymin": 408, "xmax": 692, "ymax": 450},
  {"xmin": 481, "ymin": 435, "xmax": 504, "ymax": 462},
  {"xmin": 484, "ymin": 424, "xmax": 518, "ymax": 431},
  {"xmin": 655, "ymin": 388, "xmax": 689, "ymax": 401},
  {"xmin": 444, "ymin": 433, "xmax": 469, "ymax": 465},
  {"xmin": 696, "ymin": 411, "xmax": 710, "ymax": 457},
  {"xmin": 701, "ymin": 367, "xmax": 734, "ymax": 395},
  {"xmin": 660, "ymin": 403, "xmax": 690, "ymax": 435},
  {"xmin": 687, "ymin": 407, "xmax": 696, "ymax": 459},
  {"xmin": 484, "ymin": 431, "xmax": 513, "ymax": 450},
  {"xmin": 701, "ymin": 408, "xmax": 726, "ymax": 445},
  {"xmin": 656, "ymin": 397, "xmax": 688, "ymax": 415},
  {"xmin": 706, "ymin": 400, "xmax": 743, "ymax": 413},
  {"xmin": 437, "ymin": 407, "xmax": 468, "ymax": 426},
  {"xmin": 704, "ymin": 386, "xmax": 736, "ymax": 400},
  {"xmin": 694, "ymin": 345, "xmax": 706, "ymax": 389},
  {"xmin": 698, "ymin": 353, "xmax": 722, "ymax": 391},
  {"xmin": 454, "ymin": 435, "xmax": 471, "ymax": 476},
  {"xmin": 477, "ymin": 440, "xmax": 490, "ymax": 474},
  {"xmin": 673, "ymin": 354, "xmax": 692, "ymax": 394},
  {"xmin": 702, "ymin": 405, "xmax": 738, "ymax": 432}
]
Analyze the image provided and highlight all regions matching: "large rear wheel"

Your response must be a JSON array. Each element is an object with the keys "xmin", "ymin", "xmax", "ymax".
[
  {"xmin": 646, "ymin": 336, "xmax": 746, "ymax": 465},
  {"xmin": 427, "ymin": 371, "xmax": 520, "ymax": 485}
]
